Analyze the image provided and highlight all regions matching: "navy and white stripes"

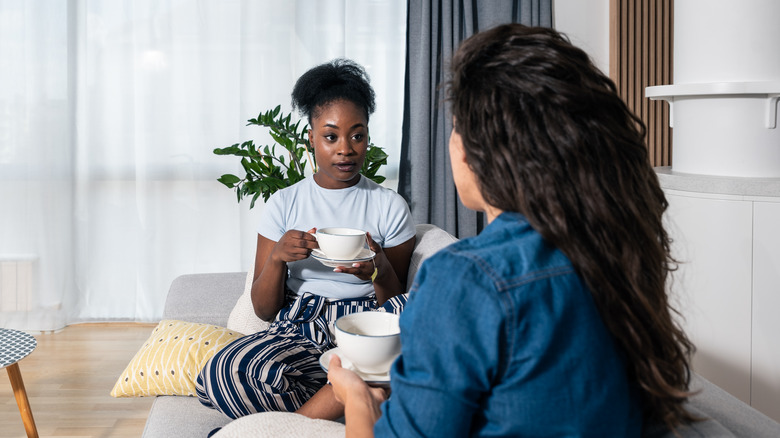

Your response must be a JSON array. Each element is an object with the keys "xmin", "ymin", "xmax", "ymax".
[{"xmin": 196, "ymin": 292, "xmax": 406, "ymax": 418}]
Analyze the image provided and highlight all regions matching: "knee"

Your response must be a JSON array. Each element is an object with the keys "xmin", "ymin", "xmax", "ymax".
[{"xmin": 195, "ymin": 353, "xmax": 225, "ymax": 406}]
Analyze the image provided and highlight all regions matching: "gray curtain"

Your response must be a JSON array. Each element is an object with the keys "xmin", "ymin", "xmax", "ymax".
[{"xmin": 398, "ymin": 0, "xmax": 552, "ymax": 238}]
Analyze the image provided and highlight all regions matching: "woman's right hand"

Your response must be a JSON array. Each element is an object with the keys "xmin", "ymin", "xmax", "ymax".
[
  {"xmin": 270, "ymin": 228, "xmax": 319, "ymax": 263},
  {"xmin": 328, "ymin": 355, "xmax": 385, "ymax": 438},
  {"xmin": 251, "ymin": 228, "xmax": 317, "ymax": 321}
]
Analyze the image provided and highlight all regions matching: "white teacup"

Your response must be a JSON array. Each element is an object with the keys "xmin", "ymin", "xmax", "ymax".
[
  {"xmin": 315, "ymin": 227, "xmax": 366, "ymax": 260},
  {"xmin": 334, "ymin": 312, "xmax": 401, "ymax": 375}
]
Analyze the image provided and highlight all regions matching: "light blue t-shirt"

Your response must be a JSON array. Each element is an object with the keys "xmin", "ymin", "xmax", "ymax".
[{"xmin": 257, "ymin": 175, "xmax": 416, "ymax": 300}]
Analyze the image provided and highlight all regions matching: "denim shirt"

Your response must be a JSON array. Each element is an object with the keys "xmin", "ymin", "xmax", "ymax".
[{"xmin": 375, "ymin": 212, "xmax": 642, "ymax": 437}]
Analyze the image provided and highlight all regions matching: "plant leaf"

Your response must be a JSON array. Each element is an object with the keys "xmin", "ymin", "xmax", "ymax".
[
  {"xmin": 250, "ymin": 191, "xmax": 261, "ymax": 209},
  {"xmin": 213, "ymin": 145, "xmax": 241, "ymax": 155},
  {"xmin": 240, "ymin": 157, "xmax": 252, "ymax": 172},
  {"xmin": 217, "ymin": 174, "xmax": 241, "ymax": 187},
  {"xmin": 270, "ymin": 131, "xmax": 292, "ymax": 149}
]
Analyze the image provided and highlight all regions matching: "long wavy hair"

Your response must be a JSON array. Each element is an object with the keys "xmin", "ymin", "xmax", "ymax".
[{"xmin": 448, "ymin": 24, "xmax": 696, "ymax": 430}]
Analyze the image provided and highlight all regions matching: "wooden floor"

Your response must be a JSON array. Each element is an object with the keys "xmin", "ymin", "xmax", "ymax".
[{"xmin": 0, "ymin": 323, "xmax": 158, "ymax": 438}]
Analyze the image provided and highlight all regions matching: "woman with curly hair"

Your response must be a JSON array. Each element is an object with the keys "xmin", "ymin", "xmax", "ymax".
[
  {"xmin": 197, "ymin": 59, "xmax": 416, "ymax": 421},
  {"xmin": 329, "ymin": 24, "xmax": 695, "ymax": 437}
]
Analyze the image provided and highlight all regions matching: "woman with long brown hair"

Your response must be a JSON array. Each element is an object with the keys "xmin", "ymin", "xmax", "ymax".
[{"xmin": 329, "ymin": 24, "xmax": 695, "ymax": 437}]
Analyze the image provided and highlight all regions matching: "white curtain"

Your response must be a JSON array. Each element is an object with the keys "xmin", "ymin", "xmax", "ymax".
[{"xmin": 0, "ymin": 0, "xmax": 407, "ymax": 331}]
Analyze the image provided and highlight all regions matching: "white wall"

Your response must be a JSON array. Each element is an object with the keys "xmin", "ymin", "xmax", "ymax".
[{"xmin": 553, "ymin": 0, "xmax": 610, "ymax": 75}]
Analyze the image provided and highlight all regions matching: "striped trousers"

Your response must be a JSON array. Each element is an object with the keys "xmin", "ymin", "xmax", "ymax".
[{"xmin": 195, "ymin": 292, "xmax": 406, "ymax": 419}]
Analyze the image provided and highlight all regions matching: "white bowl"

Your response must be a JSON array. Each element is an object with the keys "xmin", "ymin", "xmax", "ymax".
[
  {"xmin": 334, "ymin": 312, "xmax": 401, "ymax": 374},
  {"xmin": 315, "ymin": 227, "xmax": 366, "ymax": 260}
]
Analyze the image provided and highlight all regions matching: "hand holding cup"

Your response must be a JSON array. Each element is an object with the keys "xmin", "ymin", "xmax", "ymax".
[
  {"xmin": 334, "ymin": 312, "xmax": 401, "ymax": 375},
  {"xmin": 272, "ymin": 228, "xmax": 318, "ymax": 263}
]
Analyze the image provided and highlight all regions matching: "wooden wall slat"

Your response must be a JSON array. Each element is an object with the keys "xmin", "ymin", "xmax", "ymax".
[
  {"xmin": 648, "ymin": 0, "xmax": 657, "ymax": 164},
  {"xmin": 627, "ymin": 0, "xmax": 635, "ymax": 112},
  {"xmin": 609, "ymin": 0, "xmax": 673, "ymax": 167}
]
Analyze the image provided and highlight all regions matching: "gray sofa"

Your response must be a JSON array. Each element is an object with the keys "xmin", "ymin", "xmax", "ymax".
[{"xmin": 142, "ymin": 224, "xmax": 780, "ymax": 438}]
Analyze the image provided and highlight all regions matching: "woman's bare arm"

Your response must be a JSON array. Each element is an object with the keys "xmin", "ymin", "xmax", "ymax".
[
  {"xmin": 251, "ymin": 230, "xmax": 318, "ymax": 321},
  {"xmin": 372, "ymin": 236, "xmax": 416, "ymax": 305}
]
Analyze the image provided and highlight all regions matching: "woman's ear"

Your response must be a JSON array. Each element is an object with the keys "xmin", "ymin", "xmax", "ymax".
[{"xmin": 448, "ymin": 129, "xmax": 468, "ymax": 164}]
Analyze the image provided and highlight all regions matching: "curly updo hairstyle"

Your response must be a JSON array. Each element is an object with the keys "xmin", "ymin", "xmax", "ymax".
[
  {"xmin": 448, "ymin": 24, "xmax": 696, "ymax": 432},
  {"xmin": 291, "ymin": 58, "xmax": 376, "ymax": 125}
]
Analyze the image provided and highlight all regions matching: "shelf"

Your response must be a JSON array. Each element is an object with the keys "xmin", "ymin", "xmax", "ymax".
[{"xmin": 646, "ymin": 82, "xmax": 780, "ymax": 129}]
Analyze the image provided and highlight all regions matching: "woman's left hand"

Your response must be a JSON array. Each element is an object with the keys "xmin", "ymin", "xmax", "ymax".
[{"xmin": 332, "ymin": 232, "xmax": 384, "ymax": 281}]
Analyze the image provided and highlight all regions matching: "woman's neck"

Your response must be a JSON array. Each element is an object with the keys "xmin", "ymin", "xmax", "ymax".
[{"xmin": 484, "ymin": 205, "xmax": 504, "ymax": 224}]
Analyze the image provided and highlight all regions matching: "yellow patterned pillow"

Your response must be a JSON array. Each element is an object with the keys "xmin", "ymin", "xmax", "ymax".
[{"xmin": 110, "ymin": 320, "xmax": 244, "ymax": 397}]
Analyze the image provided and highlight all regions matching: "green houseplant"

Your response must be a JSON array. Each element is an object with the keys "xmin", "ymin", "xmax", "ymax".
[{"xmin": 214, "ymin": 105, "xmax": 389, "ymax": 208}]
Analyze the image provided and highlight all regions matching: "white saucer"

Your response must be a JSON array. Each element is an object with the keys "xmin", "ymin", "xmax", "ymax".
[
  {"xmin": 311, "ymin": 248, "xmax": 375, "ymax": 268},
  {"xmin": 320, "ymin": 348, "xmax": 390, "ymax": 387}
]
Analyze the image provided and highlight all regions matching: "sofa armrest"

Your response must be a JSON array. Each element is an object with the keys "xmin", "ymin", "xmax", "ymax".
[
  {"xmin": 686, "ymin": 373, "xmax": 780, "ymax": 437},
  {"xmin": 641, "ymin": 372, "xmax": 780, "ymax": 437},
  {"xmin": 162, "ymin": 272, "xmax": 247, "ymax": 327},
  {"xmin": 212, "ymin": 412, "xmax": 344, "ymax": 438}
]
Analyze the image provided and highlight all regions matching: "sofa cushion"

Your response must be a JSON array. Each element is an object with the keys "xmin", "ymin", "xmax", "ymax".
[
  {"xmin": 111, "ymin": 320, "xmax": 244, "ymax": 397},
  {"xmin": 226, "ymin": 267, "xmax": 271, "ymax": 335},
  {"xmin": 406, "ymin": 224, "xmax": 458, "ymax": 288},
  {"xmin": 143, "ymin": 395, "xmax": 232, "ymax": 438},
  {"xmin": 162, "ymin": 272, "xmax": 247, "ymax": 326}
]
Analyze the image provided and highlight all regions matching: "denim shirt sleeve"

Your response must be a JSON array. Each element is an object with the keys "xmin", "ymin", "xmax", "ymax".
[{"xmin": 374, "ymin": 249, "xmax": 505, "ymax": 437}]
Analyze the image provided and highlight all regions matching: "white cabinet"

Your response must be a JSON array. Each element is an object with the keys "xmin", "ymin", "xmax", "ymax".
[
  {"xmin": 660, "ymin": 171, "xmax": 780, "ymax": 422},
  {"xmin": 665, "ymin": 191, "xmax": 753, "ymax": 402},
  {"xmin": 752, "ymin": 201, "xmax": 780, "ymax": 420}
]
